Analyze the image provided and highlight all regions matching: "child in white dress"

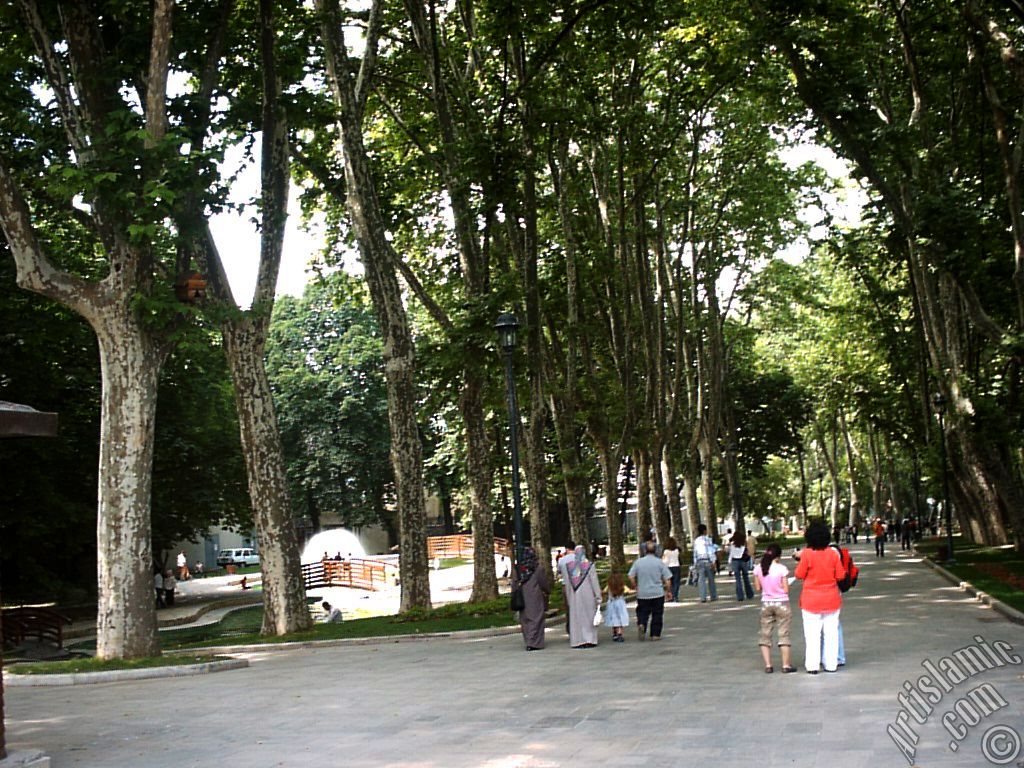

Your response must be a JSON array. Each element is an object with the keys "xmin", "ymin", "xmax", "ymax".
[{"xmin": 603, "ymin": 571, "xmax": 630, "ymax": 642}]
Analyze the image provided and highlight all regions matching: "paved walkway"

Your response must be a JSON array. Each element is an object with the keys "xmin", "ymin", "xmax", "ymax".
[{"xmin": 7, "ymin": 543, "xmax": 1024, "ymax": 767}]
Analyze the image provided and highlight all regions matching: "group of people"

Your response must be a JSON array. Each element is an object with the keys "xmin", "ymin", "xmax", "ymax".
[
  {"xmin": 154, "ymin": 568, "xmax": 177, "ymax": 608},
  {"xmin": 512, "ymin": 519, "xmax": 854, "ymax": 677}
]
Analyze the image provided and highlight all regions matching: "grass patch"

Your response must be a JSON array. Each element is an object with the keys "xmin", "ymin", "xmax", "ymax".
[
  {"xmin": 160, "ymin": 598, "xmax": 519, "ymax": 650},
  {"xmin": 8, "ymin": 654, "xmax": 229, "ymax": 675},
  {"xmin": 916, "ymin": 537, "xmax": 1024, "ymax": 613},
  {"xmin": 435, "ymin": 558, "xmax": 470, "ymax": 570}
]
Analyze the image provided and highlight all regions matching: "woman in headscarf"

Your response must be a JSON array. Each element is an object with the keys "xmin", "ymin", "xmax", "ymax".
[
  {"xmin": 514, "ymin": 547, "xmax": 550, "ymax": 650},
  {"xmin": 565, "ymin": 545, "xmax": 601, "ymax": 648}
]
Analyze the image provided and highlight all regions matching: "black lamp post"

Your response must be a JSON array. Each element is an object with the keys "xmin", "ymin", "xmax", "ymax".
[
  {"xmin": 496, "ymin": 313, "xmax": 525, "ymax": 567},
  {"xmin": 932, "ymin": 393, "xmax": 955, "ymax": 564}
]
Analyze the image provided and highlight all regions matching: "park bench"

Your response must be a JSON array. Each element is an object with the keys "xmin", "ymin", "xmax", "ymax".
[{"xmin": 2, "ymin": 606, "xmax": 72, "ymax": 649}]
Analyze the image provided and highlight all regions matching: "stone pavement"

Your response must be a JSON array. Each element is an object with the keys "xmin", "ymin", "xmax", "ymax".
[{"xmin": 7, "ymin": 543, "xmax": 1024, "ymax": 768}]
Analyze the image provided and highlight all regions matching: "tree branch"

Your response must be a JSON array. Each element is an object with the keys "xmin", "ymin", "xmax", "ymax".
[
  {"xmin": 144, "ymin": 0, "xmax": 174, "ymax": 148},
  {"xmin": 17, "ymin": 0, "xmax": 89, "ymax": 159},
  {"xmin": 253, "ymin": 0, "xmax": 289, "ymax": 310},
  {"xmin": 0, "ymin": 156, "xmax": 99, "ymax": 317},
  {"xmin": 355, "ymin": 0, "xmax": 384, "ymax": 123}
]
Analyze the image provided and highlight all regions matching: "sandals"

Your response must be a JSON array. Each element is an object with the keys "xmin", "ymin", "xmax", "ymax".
[
  {"xmin": 764, "ymin": 666, "xmax": 774, "ymax": 674},
  {"xmin": 781, "ymin": 666, "xmax": 797, "ymax": 673}
]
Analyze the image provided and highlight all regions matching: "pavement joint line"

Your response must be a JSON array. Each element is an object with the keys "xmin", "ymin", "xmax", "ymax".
[
  {"xmin": 913, "ymin": 545, "xmax": 1024, "ymax": 626},
  {"xmin": 3, "ymin": 657, "xmax": 249, "ymax": 687}
]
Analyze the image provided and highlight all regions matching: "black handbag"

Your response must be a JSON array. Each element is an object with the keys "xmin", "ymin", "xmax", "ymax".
[{"xmin": 510, "ymin": 586, "xmax": 525, "ymax": 612}]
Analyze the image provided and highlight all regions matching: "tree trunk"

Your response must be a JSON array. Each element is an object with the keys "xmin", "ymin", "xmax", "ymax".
[
  {"xmin": 634, "ymin": 449, "xmax": 652, "ymax": 540},
  {"xmin": 662, "ymin": 446, "xmax": 686, "ymax": 548},
  {"xmin": 317, "ymin": 0, "xmax": 431, "ymax": 609},
  {"xmin": 462, "ymin": 371, "xmax": 497, "ymax": 602},
  {"xmin": 649, "ymin": 445, "xmax": 671, "ymax": 547},
  {"xmin": 698, "ymin": 438, "xmax": 719, "ymax": 540},
  {"xmin": 222, "ymin": 317, "xmax": 312, "ymax": 635},
  {"xmin": 94, "ymin": 314, "xmax": 164, "ymax": 660},
  {"xmin": 597, "ymin": 442, "xmax": 625, "ymax": 570},
  {"xmin": 550, "ymin": 391, "xmax": 589, "ymax": 547},
  {"xmin": 682, "ymin": 459, "xmax": 702, "ymax": 542}
]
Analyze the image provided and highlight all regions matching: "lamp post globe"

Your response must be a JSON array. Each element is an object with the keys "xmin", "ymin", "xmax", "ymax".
[
  {"xmin": 931, "ymin": 392, "xmax": 955, "ymax": 564},
  {"xmin": 495, "ymin": 313, "xmax": 525, "ymax": 566}
]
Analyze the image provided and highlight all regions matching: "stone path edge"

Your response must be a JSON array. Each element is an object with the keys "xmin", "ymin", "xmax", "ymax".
[
  {"xmin": 916, "ymin": 550, "xmax": 1024, "ymax": 626},
  {"xmin": 3, "ymin": 658, "xmax": 249, "ymax": 687}
]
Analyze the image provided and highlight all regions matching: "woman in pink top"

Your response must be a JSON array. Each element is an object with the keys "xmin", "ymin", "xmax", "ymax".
[{"xmin": 753, "ymin": 543, "xmax": 795, "ymax": 673}]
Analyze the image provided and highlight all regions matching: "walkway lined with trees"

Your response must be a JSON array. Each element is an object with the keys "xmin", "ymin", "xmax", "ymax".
[
  {"xmin": 7, "ymin": 547, "xmax": 1024, "ymax": 767},
  {"xmin": 2, "ymin": 0, "xmax": 1023, "ymax": 665}
]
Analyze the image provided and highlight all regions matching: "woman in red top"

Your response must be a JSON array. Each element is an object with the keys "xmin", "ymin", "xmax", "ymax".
[{"xmin": 795, "ymin": 520, "xmax": 847, "ymax": 674}]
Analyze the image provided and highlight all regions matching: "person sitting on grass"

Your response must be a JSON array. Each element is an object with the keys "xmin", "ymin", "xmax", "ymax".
[{"xmin": 322, "ymin": 601, "xmax": 343, "ymax": 623}]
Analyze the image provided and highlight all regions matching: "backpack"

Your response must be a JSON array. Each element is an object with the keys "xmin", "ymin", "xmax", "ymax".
[{"xmin": 835, "ymin": 546, "xmax": 859, "ymax": 593}]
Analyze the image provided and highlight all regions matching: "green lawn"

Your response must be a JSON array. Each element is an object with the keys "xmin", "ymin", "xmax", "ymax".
[
  {"xmin": 159, "ymin": 598, "xmax": 518, "ymax": 650},
  {"xmin": 437, "ymin": 558, "xmax": 470, "ymax": 570},
  {"xmin": 916, "ymin": 537, "xmax": 1024, "ymax": 613},
  {"xmin": 8, "ymin": 654, "xmax": 229, "ymax": 675}
]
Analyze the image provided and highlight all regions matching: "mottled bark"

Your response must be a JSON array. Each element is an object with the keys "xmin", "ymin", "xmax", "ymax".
[
  {"xmin": 550, "ymin": 391, "xmax": 590, "ymax": 547},
  {"xmin": 223, "ymin": 318, "xmax": 311, "ymax": 634},
  {"xmin": 597, "ymin": 442, "xmax": 625, "ymax": 570},
  {"xmin": 462, "ymin": 371, "xmax": 497, "ymax": 602},
  {"xmin": 682, "ymin": 458, "xmax": 702, "ymax": 542},
  {"xmin": 839, "ymin": 410, "xmax": 861, "ymax": 528},
  {"xmin": 648, "ymin": 446, "xmax": 671, "ymax": 547},
  {"xmin": 662, "ymin": 446, "xmax": 686, "ymax": 549},
  {"xmin": 317, "ymin": 0, "xmax": 431, "ymax": 609},
  {"xmin": 94, "ymin": 314, "xmax": 163, "ymax": 659},
  {"xmin": 698, "ymin": 439, "xmax": 718, "ymax": 540},
  {"xmin": 634, "ymin": 449, "xmax": 652, "ymax": 539}
]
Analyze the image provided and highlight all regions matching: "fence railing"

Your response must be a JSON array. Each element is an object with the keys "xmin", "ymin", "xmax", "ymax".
[
  {"xmin": 302, "ymin": 558, "xmax": 397, "ymax": 592},
  {"xmin": 2, "ymin": 606, "xmax": 71, "ymax": 648},
  {"xmin": 427, "ymin": 535, "xmax": 511, "ymax": 560}
]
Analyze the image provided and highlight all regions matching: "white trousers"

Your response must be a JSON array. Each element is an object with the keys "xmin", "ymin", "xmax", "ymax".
[{"xmin": 802, "ymin": 609, "xmax": 840, "ymax": 672}]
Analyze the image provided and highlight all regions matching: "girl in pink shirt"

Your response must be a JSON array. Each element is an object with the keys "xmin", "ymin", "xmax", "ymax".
[{"xmin": 753, "ymin": 543, "xmax": 795, "ymax": 673}]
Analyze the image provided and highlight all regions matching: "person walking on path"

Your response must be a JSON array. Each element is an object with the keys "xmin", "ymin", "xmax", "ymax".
[
  {"xmin": 176, "ymin": 550, "xmax": 190, "ymax": 581},
  {"xmin": 873, "ymin": 518, "xmax": 886, "ymax": 557},
  {"xmin": 602, "ymin": 571, "xmax": 630, "ymax": 642},
  {"xmin": 565, "ymin": 545, "xmax": 601, "ymax": 648},
  {"xmin": 745, "ymin": 530, "xmax": 758, "ymax": 564},
  {"xmin": 154, "ymin": 569, "xmax": 164, "ymax": 608},
  {"xmin": 661, "ymin": 537, "xmax": 682, "ymax": 602},
  {"xmin": 556, "ymin": 540, "xmax": 576, "ymax": 635},
  {"xmin": 753, "ymin": 543, "xmax": 796, "ymax": 673},
  {"xmin": 729, "ymin": 530, "xmax": 754, "ymax": 601},
  {"xmin": 692, "ymin": 524, "xmax": 718, "ymax": 602},
  {"xmin": 795, "ymin": 520, "xmax": 846, "ymax": 674},
  {"xmin": 163, "ymin": 569, "xmax": 177, "ymax": 607},
  {"xmin": 628, "ymin": 541, "xmax": 673, "ymax": 641},
  {"xmin": 514, "ymin": 547, "xmax": 550, "ymax": 651}
]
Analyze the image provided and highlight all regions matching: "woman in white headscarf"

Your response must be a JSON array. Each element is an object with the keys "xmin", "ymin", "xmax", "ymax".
[{"xmin": 565, "ymin": 545, "xmax": 601, "ymax": 648}]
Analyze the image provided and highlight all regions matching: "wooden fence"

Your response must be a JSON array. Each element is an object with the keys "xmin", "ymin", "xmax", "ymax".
[
  {"xmin": 302, "ymin": 558, "xmax": 397, "ymax": 592},
  {"xmin": 2, "ymin": 606, "xmax": 71, "ymax": 648},
  {"xmin": 427, "ymin": 535, "xmax": 511, "ymax": 560}
]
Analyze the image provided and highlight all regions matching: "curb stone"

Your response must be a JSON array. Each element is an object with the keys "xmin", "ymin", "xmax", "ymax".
[
  {"xmin": 176, "ymin": 622, "xmax": 523, "ymax": 655},
  {"xmin": 914, "ymin": 549, "xmax": 1024, "ymax": 626},
  {"xmin": 3, "ymin": 657, "xmax": 249, "ymax": 687}
]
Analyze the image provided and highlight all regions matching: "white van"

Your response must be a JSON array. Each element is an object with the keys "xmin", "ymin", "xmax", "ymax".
[{"xmin": 216, "ymin": 548, "xmax": 260, "ymax": 568}]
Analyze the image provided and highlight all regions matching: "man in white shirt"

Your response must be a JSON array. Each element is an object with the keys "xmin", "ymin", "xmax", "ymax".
[
  {"xmin": 692, "ymin": 524, "xmax": 719, "ymax": 603},
  {"xmin": 321, "ymin": 601, "xmax": 343, "ymax": 623}
]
